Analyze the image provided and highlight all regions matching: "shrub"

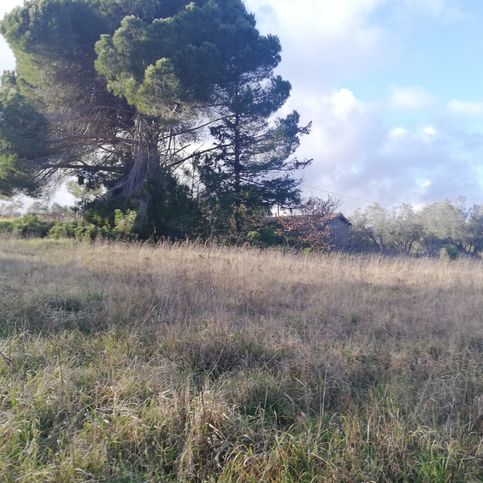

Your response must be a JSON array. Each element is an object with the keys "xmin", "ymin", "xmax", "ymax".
[
  {"xmin": 49, "ymin": 216, "xmax": 136, "ymax": 241},
  {"xmin": 0, "ymin": 219, "xmax": 14, "ymax": 235},
  {"xmin": 73, "ymin": 222, "xmax": 114, "ymax": 241},
  {"xmin": 48, "ymin": 220, "xmax": 79, "ymax": 239},
  {"xmin": 11, "ymin": 214, "xmax": 54, "ymax": 238},
  {"xmin": 113, "ymin": 209, "xmax": 137, "ymax": 240},
  {"xmin": 247, "ymin": 223, "xmax": 286, "ymax": 247},
  {"xmin": 441, "ymin": 244, "xmax": 459, "ymax": 261}
]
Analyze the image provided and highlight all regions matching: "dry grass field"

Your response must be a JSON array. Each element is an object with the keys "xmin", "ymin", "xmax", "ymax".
[{"xmin": 0, "ymin": 239, "xmax": 482, "ymax": 481}]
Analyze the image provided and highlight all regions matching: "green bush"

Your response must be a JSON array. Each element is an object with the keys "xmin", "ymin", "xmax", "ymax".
[
  {"xmin": 441, "ymin": 244, "xmax": 459, "ymax": 261},
  {"xmin": 48, "ymin": 211, "xmax": 137, "ymax": 241},
  {"xmin": 0, "ymin": 220, "xmax": 14, "ymax": 235},
  {"xmin": 247, "ymin": 223, "xmax": 286, "ymax": 247},
  {"xmin": 72, "ymin": 222, "xmax": 114, "ymax": 241},
  {"xmin": 48, "ymin": 220, "xmax": 79, "ymax": 239},
  {"xmin": 113, "ymin": 209, "xmax": 137, "ymax": 240},
  {"xmin": 11, "ymin": 215, "xmax": 54, "ymax": 238}
]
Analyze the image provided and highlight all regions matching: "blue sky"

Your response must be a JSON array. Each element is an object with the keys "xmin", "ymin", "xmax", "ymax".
[
  {"xmin": 243, "ymin": 0, "xmax": 483, "ymax": 209},
  {"xmin": 358, "ymin": 1, "xmax": 483, "ymax": 102},
  {"xmin": 1, "ymin": 0, "xmax": 483, "ymax": 211}
]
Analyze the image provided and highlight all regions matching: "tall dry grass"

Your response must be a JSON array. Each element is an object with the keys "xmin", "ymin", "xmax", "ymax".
[{"xmin": 0, "ymin": 239, "xmax": 481, "ymax": 481}]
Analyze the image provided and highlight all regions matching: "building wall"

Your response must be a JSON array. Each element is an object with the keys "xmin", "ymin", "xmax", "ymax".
[{"xmin": 326, "ymin": 218, "xmax": 351, "ymax": 249}]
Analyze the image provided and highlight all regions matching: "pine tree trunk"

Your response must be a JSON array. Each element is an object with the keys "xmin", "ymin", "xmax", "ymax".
[
  {"xmin": 115, "ymin": 114, "xmax": 160, "ymax": 199},
  {"xmin": 233, "ymin": 113, "xmax": 242, "ymax": 236}
]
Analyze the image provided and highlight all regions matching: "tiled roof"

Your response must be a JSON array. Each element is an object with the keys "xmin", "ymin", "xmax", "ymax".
[{"xmin": 267, "ymin": 213, "xmax": 352, "ymax": 226}]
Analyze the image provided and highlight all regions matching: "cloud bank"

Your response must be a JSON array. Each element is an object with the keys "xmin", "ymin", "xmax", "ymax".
[{"xmin": 244, "ymin": 0, "xmax": 482, "ymax": 211}]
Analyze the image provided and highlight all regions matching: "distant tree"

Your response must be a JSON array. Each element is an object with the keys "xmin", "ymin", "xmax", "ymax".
[
  {"xmin": 419, "ymin": 200, "xmax": 467, "ymax": 256},
  {"xmin": 350, "ymin": 199, "xmax": 482, "ymax": 257},
  {"xmin": 348, "ymin": 209, "xmax": 377, "ymax": 252},
  {"xmin": 48, "ymin": 203, "xmax": 73, "ymax": 220},
  {"xmin": 353, "ymin": 204, "xmax": 392, "ymax": 253},
  {"xmin": 390, "ymin": 204, "xmax": 424, "ymax": 255},
  {"xmin": 27, "ymin": 200, "xmax": 50, "ymax": 216},
  {"xmin": 465, "ymin": 204, "xmax": 483, "ymax": 255},
  {"xmin": 296, "ymin": 196, "xmax": 341, "ymax": 216},
  {"xmin": 26, "ymin": 200, "xmax": 73, "ymax": 220},
  {"xmin": 350, "ymin": 204, "xmax": 422, "ymax": 255},
  {"xmin": 0, "ymin": 197, "xmax": 23, "ymax": 217}
]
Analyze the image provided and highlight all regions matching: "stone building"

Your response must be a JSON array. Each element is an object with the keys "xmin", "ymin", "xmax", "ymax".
[{"xmin": 324, "ymin": 213, "xmax": 352, "ymax": 249}]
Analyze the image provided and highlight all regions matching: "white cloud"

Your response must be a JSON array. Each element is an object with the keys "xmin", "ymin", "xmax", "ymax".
[
  {"xmin": 294, "ymin": 89, "xmax": 482, "ymax": 211},
  {"xmin": 0, "ymin": 38, "xmax": 15, "ymax": 72},
  {"xmin": 447, "ymin": 99, "xmax": 483, "ymax": 116},
  {"xmin": 242, "ymin": 0, "xmax": 483, "ymax": 212},
  {"xmin": 0, "ymin": 0, "xmax": 22, "ymax": 16},
  {"xmin": 246, "ymin": 0, "xmax": 386, "ymax": 36},
  {"xmin": 0, "ymin": 1, "xmax": 23, "ymax": 72},
  {"xmin": 419, "ymin": 125, "xmax": 438, "ymax": 141},
  {"xmin": 389, "ymin": 86, "xmax": 435, "ymax": 110},
  {"xmin": 327, "ymin": 88, "xmax": 362, "ymax": 119},
  {"xmin": 244, "ymin": 0, "xmax": 396, "ymax": 92},
  {"xmin": 388, "ymin": 125, "xmax": 438, "ymax": 143},
  {"xmin": 388, "ymin": 127, "xmax": 408, "ymax": 139}
]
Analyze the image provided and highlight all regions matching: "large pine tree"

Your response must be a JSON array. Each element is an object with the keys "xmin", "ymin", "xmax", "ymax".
[{"xmin": 0, "ymin": 0, "xmax": 310, "ymax": 238}]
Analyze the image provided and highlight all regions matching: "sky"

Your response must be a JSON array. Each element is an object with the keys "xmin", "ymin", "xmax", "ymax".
[{"xmin": 1, "ymin": 0, "xmax": 483, "ymax": 212}]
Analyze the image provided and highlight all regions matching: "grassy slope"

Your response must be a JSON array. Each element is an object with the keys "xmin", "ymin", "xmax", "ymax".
[{"xmin": 0, "ymin": 239, "xmax": 481, "ymax": 482}]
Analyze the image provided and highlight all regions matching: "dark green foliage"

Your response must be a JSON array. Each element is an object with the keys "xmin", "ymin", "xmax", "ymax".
[
  {"xmin": 0, "ymin": 0, "xmax": 135, "ymax": 197},
  {"xmin": 247, "ymin": 222, "xmax": 286, "ymax": 247},
  {"xmin": 198, "ymin": 30, "xmax": 311, "ymax": 238},
  {"xmin": 0, "ymin": 0, "xmax": 308, "ymax": 241},
  {"xmin": 140, "ymin": 173, "xmax": 203, "ymax": 240},
  {"xmin": 442, "ymin": 244, "xmax": 459, "ymax": 261},
  {"xmin": 80, "ymin": 170, "xmax": 202, "ymax": 240},
  {"xmin": 48, "ymin": 219, "xmax": 114, "ymax": 241},
  {"xmin": 47, "ymin": 220, "xmax": 80, "ymax": 240},
  {"xmin": 1, "ymin": 211, "xmax": 137, "ymax": 241},
  {"xmin": 94, "ymin": 0, "xmax": 253, "ymax": 115}
]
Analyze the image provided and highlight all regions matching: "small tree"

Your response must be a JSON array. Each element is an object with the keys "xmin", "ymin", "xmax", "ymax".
[
  {"xmin": 465, "ymin": 204, "xmax": 483, "ymax": 255},
  {"xmin": 296, "ymin": 196, "xmax": 341, "ymax": 216},
  {"xmin": 389, "ymin": 204, "xmax": 423, "ymax": 255},
  {"xmin": 349, "ymin": 203, "xmax": 423, "ymax": 255},
  {"xmin": 419, "ymin": 200, "xmax": 467, "ymax": 256}
]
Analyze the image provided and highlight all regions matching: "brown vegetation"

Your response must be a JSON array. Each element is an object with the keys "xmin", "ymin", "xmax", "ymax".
[{"xmin": 0, "ymin": 239, "xmax": 481, "ymax": 481}]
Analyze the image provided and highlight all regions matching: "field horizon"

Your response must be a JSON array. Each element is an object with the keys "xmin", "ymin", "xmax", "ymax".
[{"xmin": 0, "ymin": 239, "xmax": 481, "ymax": 481}]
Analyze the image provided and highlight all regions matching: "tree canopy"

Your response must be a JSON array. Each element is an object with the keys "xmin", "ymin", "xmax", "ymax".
[{"xmin": 0, "ymin": 0, "xmax": 309, "ymax": 239}]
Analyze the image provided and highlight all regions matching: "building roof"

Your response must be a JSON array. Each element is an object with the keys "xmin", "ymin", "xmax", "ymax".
[
  {"xmin": 326, "ymin": 213, "xmax": 352, "ymax": 225},
  {"xmin": 267, "ymin": 212, "xmax": 352, "ymax": 226}
]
